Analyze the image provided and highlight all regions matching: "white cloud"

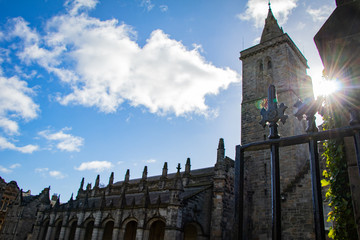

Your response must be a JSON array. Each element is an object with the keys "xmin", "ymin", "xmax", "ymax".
[
  {"xmin": 6, "ymin": 9, "xmax": 239, "ymax": 118},
  {"xmin": 306, "ymin": 5, "xmax": 333, "ymax": 23},
  {"xmin": 49, "ymin": 170, "xmax": 66, "ymax": 179},
  {"xmin": 0, "ymin": 166, "xmax": 11, "ymax": 174},
  {"xmin": 0, "ymin": 75, "xmax": 39, "ymax": 135},
  {"xmin": 75, "ymin": 160, "xmax": 113, "ymax": 172},
  {"xmin": 141, "ymin": 0, "xmax": 154, "ymax": 11},
  {"xmin": 0, "ymin": 136, "xmax": 38, "ymax": 153},
  {"xmin": 64, "ymin": 0, "xmax": 99, "ymax": 16},
  {"xmin": 39, "ymin": 127, "xmax": 84, "ymax": 152},
  {"xmin": 0, "ymin": 19, "xmax": 43, "ymax": 154},
  {"xmin": 146, "ymin": 158, "xmax": 157, "ymax": 163},
  {"xmin": 0, "ymin": 163, "xmax": 21, "ymax": 173},
  {"xmin": 159, "ymin": 5, "xmax": 168, "ymax": 12},
  {"xmin": 238, "ymin": 0, "xmax": 298, "ymax": 28},
  {"xmin": 35, "ymin": 167, "xmax": 66, "ymax": 179},
  {"xmin": 35, "ymin": 167, "xmax": 49, "ymax": 173},
  {"xmin": 9, "ymin": 163, "xmax": 21, "ymax": 169}
]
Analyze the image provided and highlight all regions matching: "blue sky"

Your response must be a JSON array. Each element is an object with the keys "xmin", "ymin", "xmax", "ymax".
[{"xmin": 0, "ymin": 0, "xmax": 335, "ymax": 201}]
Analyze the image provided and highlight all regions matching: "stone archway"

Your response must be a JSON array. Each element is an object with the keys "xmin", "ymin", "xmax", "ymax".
[
  {"xmin": 40, "ymin": 219, "xmax": 49, "ymax": 240},
  {"xmin": 149, "ymin": 220, "xmax": 165, "ymax": 240},
  {"xmin": 84, "ymin": 220, "xmax": 94, "ymax": 240},
  {"xmin": 124, "ymin": 220, "xmax": 137, "ymax": 240},
  {"xmin": 102, "ymin": 220, "xmax": 114, "ymax": 240},
  {"xmin": 54, "ymin": 219, "xmax": 63, "ymax": 240},
  {"xmin": 68, "ymin": 220, "xmax": 77, "ymax": 240}
]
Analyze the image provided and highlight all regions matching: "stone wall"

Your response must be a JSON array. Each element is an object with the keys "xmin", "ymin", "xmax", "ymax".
[{"xmin": 0, "ymin": 178, "xmax": 19, "ymax": 233}]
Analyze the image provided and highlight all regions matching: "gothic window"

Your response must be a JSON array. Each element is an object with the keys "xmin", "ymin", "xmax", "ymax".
[
  {"xmin": 54, "ymin": 220, "xmax": 62, "ymax": 240},
  {"xmin": 149, "ymin": 220, "xmax": 165, "ymax": 240},
  {"xmin": 102, "ymin": 220, "xmax": 114, "ymax": 240},
  {"xmin": 84, "ymin": 220, "xmax": 94, "ymax": 240},
  {"xmin": 263, "ymin": 56, "xmax": 273, "ymax": 95},
  {"xmin": 68, "ymin": 220, "xmax": 77, "ymax": 240},
  {"xmin": 124, "ymin": 221, "xmax": 137, "ymax": 240},
  {"xmin": 40, "ymin": 220, "xmax": 49, "ymax": 240},
  {"xmin": 184, "ymin": 223, "xmax": 198, "ymax": 240},
  {"xmin": 256, "ymin": 59, "xmax": 264, "ymax": 94},
  {"xmin": 265, "ymin": 56, "xmax": 273, "ymax": 73}
]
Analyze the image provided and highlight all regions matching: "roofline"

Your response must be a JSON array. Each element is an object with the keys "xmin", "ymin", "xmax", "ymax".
[{"xmin": 240, "ymin": 33, "xmax": 308, "ymax": 68}]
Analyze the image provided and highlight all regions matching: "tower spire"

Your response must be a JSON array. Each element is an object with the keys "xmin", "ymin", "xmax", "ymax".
[{"xmin": 260, "ymin": 3, "xmax": 284, "ymax": 43}]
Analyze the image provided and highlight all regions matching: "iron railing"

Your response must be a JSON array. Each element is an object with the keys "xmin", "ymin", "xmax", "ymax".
[{"xmin": 235, "ymin": 85, "xmax": 360, "ymax": 240}]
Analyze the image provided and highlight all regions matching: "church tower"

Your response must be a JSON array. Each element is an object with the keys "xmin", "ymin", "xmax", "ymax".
[
  {"xmin": 240, "ymin": 5, "xmax": 313, "ymax": 145},
  {"xmin": 239, "ymin": 5, "xmax": 315, "ymax": 239}
]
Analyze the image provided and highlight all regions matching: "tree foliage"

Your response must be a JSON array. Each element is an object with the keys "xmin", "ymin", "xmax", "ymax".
[{"xmin": 321, "ymin": 108, "xmax": 358, "ymax": 239}]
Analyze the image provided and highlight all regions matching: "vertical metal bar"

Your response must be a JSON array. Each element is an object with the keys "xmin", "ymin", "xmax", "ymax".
[
  {"xmin": 309, "ymin": 139, "xmax": 326, "ymax": 240},
  {"xmin": 270, "ymin": 143, "xmax": 281, "ymax": 240},
  {"xmin": 235, "ymin": 145, "xmax": 244, "ymax": 240},
  {"xmin": 353, "ymin": 131, "xmax": 360, "ymax": 175}
]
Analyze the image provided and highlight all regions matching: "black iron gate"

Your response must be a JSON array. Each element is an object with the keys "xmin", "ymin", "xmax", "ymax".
[{"xmin": 235, "ymin": 85, "xmax": 360, "ymax": 240}]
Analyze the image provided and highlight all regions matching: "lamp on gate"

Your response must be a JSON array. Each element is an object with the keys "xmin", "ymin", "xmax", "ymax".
[{"xmin": 314, "ymin": 0, "xmax": 360, "ymax": 125}]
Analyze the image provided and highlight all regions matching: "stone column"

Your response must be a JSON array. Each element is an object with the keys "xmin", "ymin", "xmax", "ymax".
[
  {"xmin": 137, "ymin": 228, "xmax": 146, "ymax": 240},
  {"xmin": 210, "ymin": 148, "xmax": 226, "ymax": 240},
  {"xmin": 97, "ymin": 228, "xmax": 104, "ymax": 240},
  {"xmin": 164, "ymin": 228, "xmax": 182, "ymax": 240},
  {"xmin": 74, "ymin": 212, "xmax": 85, "ymax": 240},
  {"xmin": 91, "ymin": 211, "xmax": 103, "ymax": 240},
  {"xmin": 45, "ymin": 214, "xmax": 56, "ymax": 240},
  {"xmin": 136, "ymin": 215, "xmax": 146, "ymax": 240},
  {"xmin": 113, "ymin": 209, "xmax": 122, "ymax": 240},
  {"xmin": 64, "ymin": 227, "xmax": 70, "ymax": 240},
  {"xmin": 59, "ymin": 215, "xmax": 69, "ymax": 240},
  {"xmin": 78, "ymin": 228, "xmax": 86, "ymax": 240},
  {"xmin": 118, "ymin": 228, "xmax": 125, "ymax": 240},
  {"xmin": 45, "ymin": 225, "xmax": 53, "ymax": 240}
]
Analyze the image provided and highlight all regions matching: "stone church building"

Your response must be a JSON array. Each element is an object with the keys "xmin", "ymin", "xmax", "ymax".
[
  {"xmin": 0, "ymin": 6, "xmax": 319, "ymax": 240},
  {"xmin": 239, "ymin": 5, "xmax": 315, "ymax": 240},
  {"xmin": 0, "ymin": 139, "xmax": 235, "ymax": 240}
]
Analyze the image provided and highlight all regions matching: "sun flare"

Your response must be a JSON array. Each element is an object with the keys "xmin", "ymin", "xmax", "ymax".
[{"xmin": 314, "ymin": 78, "xmax": 341, "ymax": 98}]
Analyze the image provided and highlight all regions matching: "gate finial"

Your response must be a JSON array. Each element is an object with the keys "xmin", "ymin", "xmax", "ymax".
[
  {"xmin": 259, "ymin": 85, "xmax": 288, "ymax": 139},
  {"xmin": 294, "ymin": 97, "xmax": 323, "ymax": 133}
]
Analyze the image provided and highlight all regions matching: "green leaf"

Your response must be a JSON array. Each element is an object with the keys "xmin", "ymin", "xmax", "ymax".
[{"xmin": 321, "ymin": 179, "xmax": 330, "ymax": 187}]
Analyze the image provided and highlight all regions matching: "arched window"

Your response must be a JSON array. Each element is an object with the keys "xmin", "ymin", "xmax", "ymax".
[
  {"xmin": 259, "ymin": 62, "xmax": 263, "ymax": 71},
  {"xmin": 184, "ymin": 224, "xmax": 197, "ymax": 240},
  {"xmin": 102, "ymin": 221, "xmax": 114, "ymax": 240},
  {"xmin": 149, "ymin": 220, "xmax": 165, "ymax": 240},
  {"xmin": 124, "ymin": 221, "xmax": 137, "ymax": 240},
  {"xmin": 54, "ymin": 220, "xmax": 62, "ymax": 240},
  {"xmin": 84, "ymin": 220, "xmax": 94, "ymax": 240},
  {"xmin": 68, "ymin": 220, "xmax": 77, "ymax": 240},
  {"xmin": 40, "ymin": 220, "xmax": 49, "ymax": 240},
  {"xmin": 264, "ymin": 56, "xmax": 273, "ymax": 72}
]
